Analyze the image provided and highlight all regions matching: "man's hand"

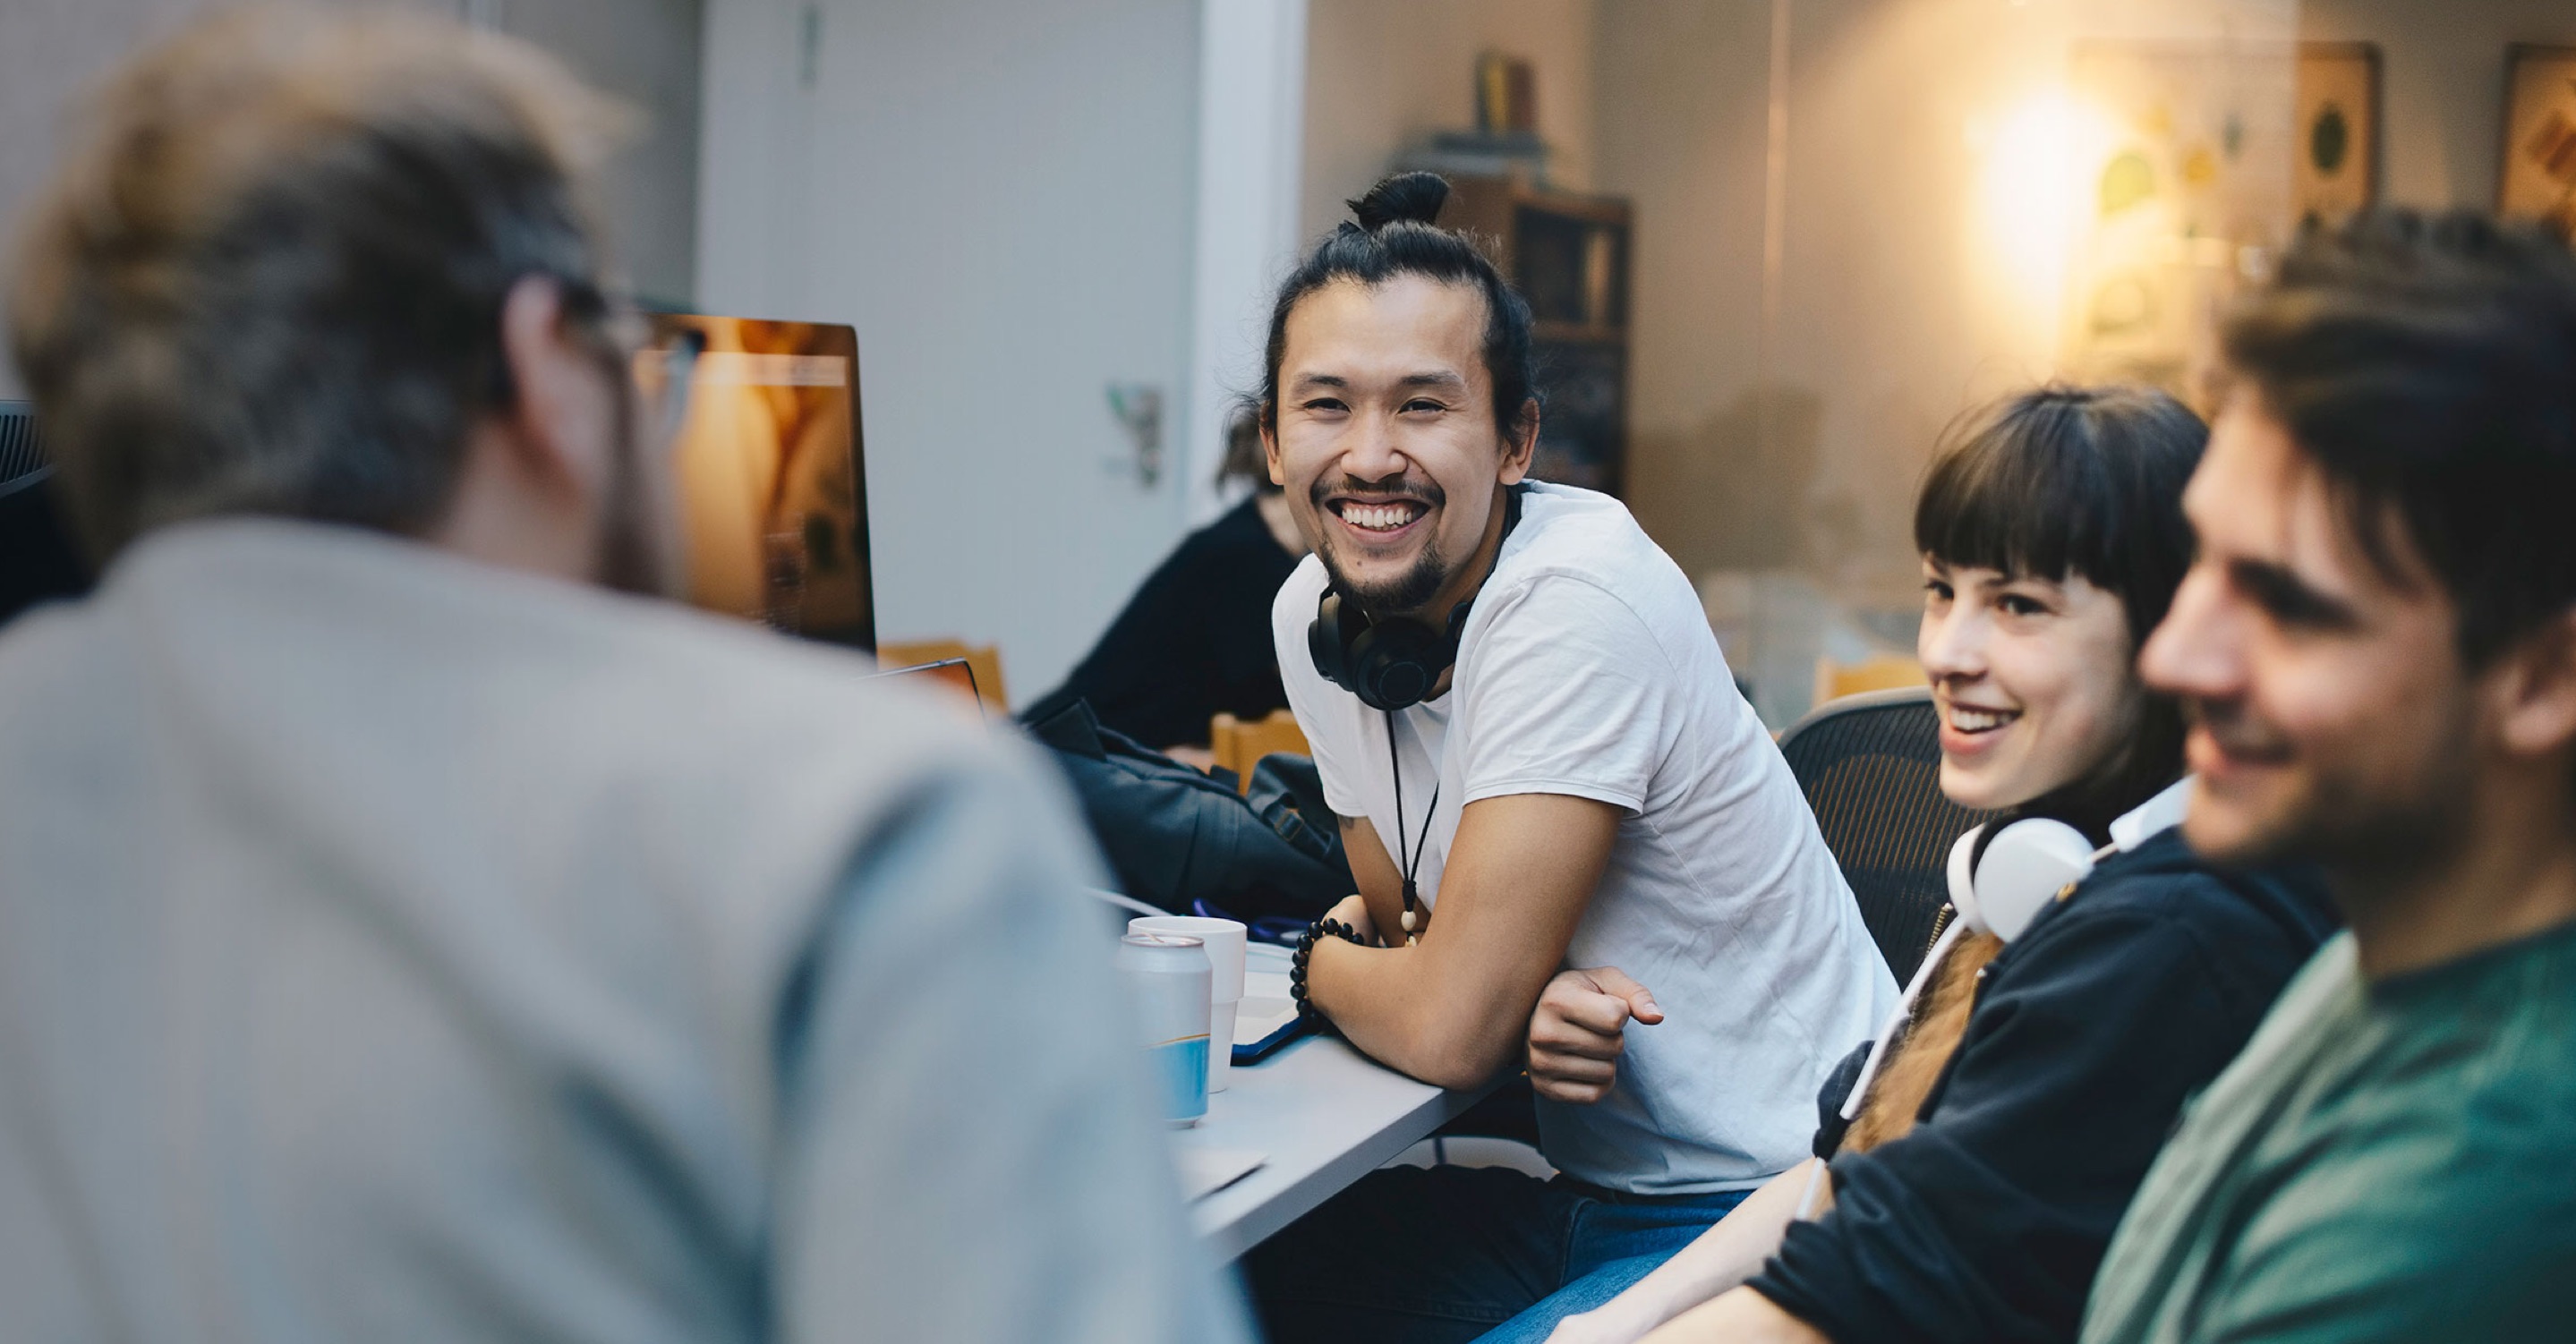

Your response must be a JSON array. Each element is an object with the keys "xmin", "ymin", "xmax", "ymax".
[
  {"xmin": 1527, "ymin": 966, "xmax": 1662, "ymax": 1103},
  {"xmin": 1535, "ymin": 1297, "xmax": 1659, "ymax": 1339},
  {"xmin": 1544, "ymin": 1298, "xmax": 1665, "ymax": 1344}
]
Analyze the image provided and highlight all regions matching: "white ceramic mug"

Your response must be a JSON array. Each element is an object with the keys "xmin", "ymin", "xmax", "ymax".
[{"xmin": 1128, "ymin": 914, "xmax": 1246, "ymax": 1092}]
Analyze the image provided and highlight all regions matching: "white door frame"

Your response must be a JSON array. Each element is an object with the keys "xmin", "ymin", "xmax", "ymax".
[{"xmin": 1181, "ymin": 0, "xmax": 1308, "ymax": 525}]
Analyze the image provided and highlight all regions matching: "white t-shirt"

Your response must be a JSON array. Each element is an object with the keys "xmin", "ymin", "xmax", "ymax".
[{"xmin": 1272, "ymin": 482, "xmax": 1897, "ymax": 1194}]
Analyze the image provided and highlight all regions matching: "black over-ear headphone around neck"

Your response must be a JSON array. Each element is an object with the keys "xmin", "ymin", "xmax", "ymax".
[
  {"xmin": 1308, "ymin": 591, "xmax": 1470, "ymax": 712},
  {"xmin": 1306, "ymin": 485, "xmax": 1525, "ymax": 712}
]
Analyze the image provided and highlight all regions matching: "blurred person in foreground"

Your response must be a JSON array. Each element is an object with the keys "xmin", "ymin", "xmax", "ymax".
[
  {"xmin": 0, "ymin": 11, "xmax": 1246, "ymax": 1342},
  {"xmin": 1023, "ymin": 412, "xmax": 1308, "ymax": 761},
  {"xmin": 1525, "ymin": 387, "xmax": 2336, "ymax": 1344},
  {"xmin": 2078, "ymin": 210, "xmax": 2576, "ymax": 1342}
]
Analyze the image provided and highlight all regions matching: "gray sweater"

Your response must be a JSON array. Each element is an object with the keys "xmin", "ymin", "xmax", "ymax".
[{"xmin": 0, "ymin": 519, "xmax": 1247, "ymax": 1344}]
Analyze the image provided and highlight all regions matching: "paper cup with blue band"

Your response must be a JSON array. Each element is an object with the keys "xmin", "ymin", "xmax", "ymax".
[{"xmin": 1128, "ymin": 914, "xmax": 1246, "ymax": 1092}]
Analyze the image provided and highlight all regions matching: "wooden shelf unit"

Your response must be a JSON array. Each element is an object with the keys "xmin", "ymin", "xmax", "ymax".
[{"xmin": 1441, "ymin": 174, "xmax": 1634, "ymax": 496}]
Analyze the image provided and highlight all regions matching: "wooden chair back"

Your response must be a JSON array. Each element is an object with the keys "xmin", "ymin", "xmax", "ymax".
[
  {"xmin": 878, "ymin": 639, "xmax": 1008, "ymax": 716},
  {"xmin": 1813, "ymin": 652, "xmax": 1924, "ymax": 707},
  {"xmin": 1208, "ymin": 709, "xmax": 1309, "ymax": 793}
]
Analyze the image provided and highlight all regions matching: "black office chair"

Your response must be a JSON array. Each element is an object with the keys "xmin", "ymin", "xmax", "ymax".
[
  {"xmin": 1778, "ymin": 686, "xmax": 1994, "ymax": 983},
  {"xmin": 0, "ymin": 401, "xmax": 90, "ymax": 628},
  {"xmin": 1432, "ymin": 689, "xmax": 1984, "ymax": 1166}
]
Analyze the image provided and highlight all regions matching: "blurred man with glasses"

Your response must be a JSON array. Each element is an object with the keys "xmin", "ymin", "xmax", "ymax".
[{"xmin": 0, "ymin": 12, "xmax": 1244, "ymax": 1341}]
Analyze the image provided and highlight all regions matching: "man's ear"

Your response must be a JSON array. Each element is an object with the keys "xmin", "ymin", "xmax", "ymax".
[
  {"xmin": 2490, "ymin": 607, "xmax": 2576, "ymax": 762},
  {"xmin": 1498, "ymin": 397, "xmax": 1540, "ymax": 485},
  {"xmin": 1260, "ymin": 410, "xmax": 1286, "ymax": 487},
  {"xmin": 493, "ymin": 276, "xmax": 610, "ymax": 501}
]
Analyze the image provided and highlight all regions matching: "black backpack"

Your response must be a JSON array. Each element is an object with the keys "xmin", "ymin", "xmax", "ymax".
[{"xmin": 1023, "ymin": 698, "xmax": 1352, "ymax": 932}]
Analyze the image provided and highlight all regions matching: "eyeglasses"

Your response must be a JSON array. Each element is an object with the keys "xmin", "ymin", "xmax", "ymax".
[
  {"xmin": 642, "ymin": 327, "xmax": 704, "ymax": 449},
  {"xmin": 619, "ymin": 315, "xmax": 704, "ymax": 464}
]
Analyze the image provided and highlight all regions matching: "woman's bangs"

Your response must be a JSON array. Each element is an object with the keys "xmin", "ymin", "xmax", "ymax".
[{"xmin": 1914, "ymin": 418, "xmax": 2101, "ymax": 583}]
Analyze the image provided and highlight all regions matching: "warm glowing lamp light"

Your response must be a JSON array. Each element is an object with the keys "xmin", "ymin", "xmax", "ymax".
[{"xmin": 1971, "ymin": 87, "xmax": 2115, "ymax": 353}]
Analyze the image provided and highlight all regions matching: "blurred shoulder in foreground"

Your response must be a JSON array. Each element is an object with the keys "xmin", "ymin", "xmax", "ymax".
[{"xmin": 0, "ymin": 9, "xmax": 1244, "ymax": 1341}]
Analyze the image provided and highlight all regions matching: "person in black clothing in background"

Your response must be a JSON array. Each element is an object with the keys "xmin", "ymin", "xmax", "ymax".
[
  {"xmin": 1025, "ymin": 412, "xmax": 1307, "ymax": 760},
  {"xmin": 1513, "ymin": 386, "xmax": 2340, "ymax": 1344}
]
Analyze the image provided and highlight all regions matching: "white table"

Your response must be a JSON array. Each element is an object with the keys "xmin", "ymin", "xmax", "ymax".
[{"xmin": 1174, "ymin": 958, "xmax": 1499, "ymax": 1261}]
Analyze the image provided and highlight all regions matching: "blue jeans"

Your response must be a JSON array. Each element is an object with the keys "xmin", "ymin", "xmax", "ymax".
[{"xmin": 1244, "ymin": 1162, "xmax": 1747, "ymax": 1344}]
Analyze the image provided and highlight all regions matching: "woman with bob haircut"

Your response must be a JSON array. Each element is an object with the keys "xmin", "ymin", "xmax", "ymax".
[{"xmin": 1506, "ymin": 386, "xmax": 2340, "ymax": 1344}]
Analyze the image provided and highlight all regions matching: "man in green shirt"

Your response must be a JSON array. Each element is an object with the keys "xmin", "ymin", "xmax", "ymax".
[{"xmin": 2083, "ymin": 211, "xmax": 2576, "ymax": 1344}]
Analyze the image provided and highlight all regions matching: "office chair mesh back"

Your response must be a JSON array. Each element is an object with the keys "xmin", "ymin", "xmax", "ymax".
[
  {"xmin": 0, "ymin": 401, "xmax": 90, "ymax": 625},
  {"xmin": 1778, "ymin": 689, "xmax": 1994, "ymax": 983},
  {"xmin": 0, "ymin": 402, "xmax": 47, "ymax": 496}
]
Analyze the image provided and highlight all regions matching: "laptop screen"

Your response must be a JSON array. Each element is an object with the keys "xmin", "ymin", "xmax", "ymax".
[{"xmin": 642, "ymin": 313, "xmax": 873, "ymax": 650}]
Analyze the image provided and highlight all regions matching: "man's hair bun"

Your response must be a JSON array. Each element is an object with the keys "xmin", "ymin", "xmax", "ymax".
[
  {"xmin": 1257, "ymin": 167, "xmax": 1535, "ymax": 443},
  {"xmin": 1348, "ymin": 172, "xmax": 1450, "ymax": 233}
]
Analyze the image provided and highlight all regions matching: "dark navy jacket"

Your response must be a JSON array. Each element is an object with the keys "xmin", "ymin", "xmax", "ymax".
[
  {"xmin": 1022, "ymin": 496, "xmax": 1298, "ymax": 749},
  {"xmin": 1748, "ymin": 830, "xmax": 2340, "ymax": 1344}
]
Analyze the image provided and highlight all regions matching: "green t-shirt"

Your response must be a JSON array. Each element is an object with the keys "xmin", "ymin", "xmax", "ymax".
[{"xmin": 2082, "ymin": 922, "xmax": 2576, "ymax": 1344}]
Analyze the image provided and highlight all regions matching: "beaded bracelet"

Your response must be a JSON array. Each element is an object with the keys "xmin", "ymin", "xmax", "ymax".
[{"xmin": 1291, "ymin": 914, "xmax": 1369, "ymax": 1025}]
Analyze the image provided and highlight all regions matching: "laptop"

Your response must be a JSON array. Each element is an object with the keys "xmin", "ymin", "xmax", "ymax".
[
  {"xmin": 642, "ymin": 313, "xmax": 874, "ymax": 651},
  {"xmin": 870, "ymin": 657, "xmax": 985, "ymax": 719}
]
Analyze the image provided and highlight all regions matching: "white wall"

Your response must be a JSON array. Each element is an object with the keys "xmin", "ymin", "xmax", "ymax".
[
  {"xmin": 1183, "ymin": 0, "xmax": 1309, "ymax": 527},
  {"xmin": 494, "ymin": 0, "xmax": 704, "ymax": 307},
  {"xmin": 0, "ymin": 0, "xmax": 413, "ymax": 400},
  {"xmin": 0, "ymin": 0, "xmax": 703, "ymax": 398},
  {"xmin": 1300, "ymin": 0, "xmax": 1601, "ymax": 246},
  {"xmin": 698, "ymin": 0, "xmax": 1203, "ymax": 701}
]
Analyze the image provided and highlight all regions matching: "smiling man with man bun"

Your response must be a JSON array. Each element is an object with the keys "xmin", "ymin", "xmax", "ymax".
[{"xmin": 1242, "ymin": 173, "xmax": 1894, "ymax": 1343}]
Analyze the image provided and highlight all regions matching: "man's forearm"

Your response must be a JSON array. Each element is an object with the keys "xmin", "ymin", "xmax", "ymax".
[
  {"xmin": 1330, "ymin": 812, "xmax": 1411, "ymax": 949},
  {"xmin": 1309, "ymin": 795, "xmax": 1620, "ymax": 1091},
  {"xmin": 1308, "ymin": 936, "xmax": 1518, "ymax": 1088},
  {"xmin": 1313, "ymin": 817, "xmax": 1497, "ymax": 1082}
]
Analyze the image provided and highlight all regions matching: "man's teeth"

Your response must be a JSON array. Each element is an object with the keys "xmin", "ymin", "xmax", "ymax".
[
  {"xmin": 1949, "ymin": 707, "xmax": 2017, "ymax": 733},
  {"xmin": 1341, "ymin": 502, "xmax": 1420, "ymax": 532}
]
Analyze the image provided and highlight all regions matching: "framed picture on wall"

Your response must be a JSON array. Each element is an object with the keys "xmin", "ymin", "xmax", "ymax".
[
  {"xmin": 2295, "ymin": 43, "xmax": 2380, "ymax": 224},
  {"xmin": 2063, "ymin": 40, "xmax": 2298, "ymax": 400},
  {"xmin": 2499, "ymin": 44, "xmax": 2576, "ymax": 234}
]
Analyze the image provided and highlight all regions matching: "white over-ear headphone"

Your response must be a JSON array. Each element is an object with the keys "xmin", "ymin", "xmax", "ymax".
[
  {"xmin": 1795, "ymin": 776, "xmax": 2196, "ymax": 1217},
  {"xmin": 1944, "ymin": 774, "xmax": 2196, "ymax": 943}
]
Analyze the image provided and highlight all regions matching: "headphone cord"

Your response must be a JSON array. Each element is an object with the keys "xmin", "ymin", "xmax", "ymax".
[{"xmin": 1386, "ymin": 709, "xmax": 1438, "ymax": 948}]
